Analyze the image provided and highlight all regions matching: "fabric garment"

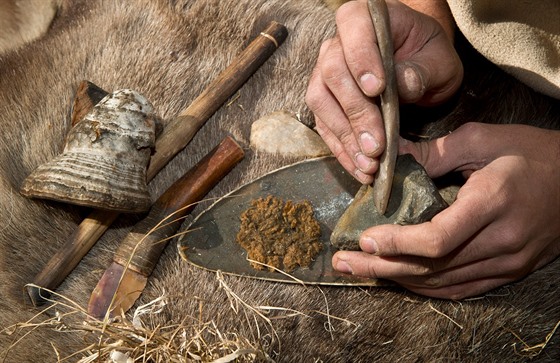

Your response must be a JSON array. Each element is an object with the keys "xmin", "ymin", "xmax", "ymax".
[{"xmin": 447, "ymin": 0, "xmax": 560, "ymax": 99}]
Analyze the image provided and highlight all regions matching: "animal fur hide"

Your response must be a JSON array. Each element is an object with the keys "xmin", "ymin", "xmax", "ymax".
[{"xmin": 0, "ymin": 0, "xmax": 558, "ymax": 361}]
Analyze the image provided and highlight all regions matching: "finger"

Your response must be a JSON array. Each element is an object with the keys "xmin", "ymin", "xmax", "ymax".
[
  {"xmin": 332, "ymin": 251, "xmax": 506, "ymax": 287},
  {"xmin": 342, "ymin": 218, "xmax": 529, "ymax": 281},
  {"xmin": 335, "ymin": 0, "xmax": 385, "ymax": 97},
  {"xmin": 306, "ymin": 41, "xmax": 376, "ymax": 181},
  {"xmin": 305, "ymin": 39, "xmax": 378, "ymax": 176},
  {"xmin": 394, "ymin": 40, "xmax": 463, "ymax": 105},
  {"xmin": 404, "ymin": 243, "xmax": 560, "ymax": 299},
  {"xmin": 333, "ymin": 251, "xmax": 525, "ymax": 300},
  {"xmin": 315, "ymin": 116, "xmax": 375, "ymax": 185},
  {"xmin": 307, "ymin": 39, "xmax": 380, "ymax": 176},
  {"xmin": 333, "ymin": 251, "xmax": 520, "ymax": 300},
  {"xmin": 386, "ymin": 3, "xmax": 463, "ymax": 105},
  {"xmin": 391, "ymin": 252, "xmax": 534, "ymax": 289},
  {"xmin": 363, "ymin": 220, "xmax": 527, "ymax": 277},
  {"xmin": 401, "ymin": 277, "xmax": 516, "ymax": 300},
  {"xmin": 399, "ymin": 123, "xmax": 500, "ymax": 178},
  {"xmin": 320, "ymin": 36, "xmax": 385, "ymax": 160}
]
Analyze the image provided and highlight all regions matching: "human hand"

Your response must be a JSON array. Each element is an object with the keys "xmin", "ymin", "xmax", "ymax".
[
  {"xmin": 332, "ymin": 123, "xmax": 560, "ymax": 299},
  {"xmin": 305, "ymin": 0, "xmax": 463, "ymax": 185}
]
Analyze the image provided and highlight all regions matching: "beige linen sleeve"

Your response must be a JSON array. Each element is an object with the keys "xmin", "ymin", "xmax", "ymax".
[{"xmin": 446, "ymin": 0, "xmax": 560, "ymax": 99}]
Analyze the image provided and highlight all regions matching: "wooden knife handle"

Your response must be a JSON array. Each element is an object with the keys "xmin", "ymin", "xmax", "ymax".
[{"xmin": 113, "ymin": 136, "xmax": 244, "ymax": 276}]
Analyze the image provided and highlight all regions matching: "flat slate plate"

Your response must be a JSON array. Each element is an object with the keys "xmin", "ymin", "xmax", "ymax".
[{"xmin": 178, "ymin": 157, "xmax": 386, "ymax": 286}]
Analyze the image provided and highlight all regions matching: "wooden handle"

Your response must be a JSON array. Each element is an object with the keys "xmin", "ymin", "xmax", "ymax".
[
  {"xmin": 28, "ymin": 209, "xmax": 120, "ymax": 305},
  {"xmin": 147, "ymin": 21, "xmax": 287, "ymax": 180},
  {"xmin": 368, "ymin": 0, "xmax": 400, "ymax": 215},
  {"xmin": 27, "ymin": 21, "xmax": 287, "ymax": 306},
  {"xmin": 113, "ymin": 136, "xmax": 244, "ymax": 275}
]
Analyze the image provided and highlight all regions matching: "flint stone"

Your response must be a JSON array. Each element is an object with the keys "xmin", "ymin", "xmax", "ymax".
[
  {"xmin": 331, "ymin": 154, "xmax": 448, "ymax": 250},
  {"xmin": 250, "ymin": 110, "xmax": 331, "ymax": 157}
]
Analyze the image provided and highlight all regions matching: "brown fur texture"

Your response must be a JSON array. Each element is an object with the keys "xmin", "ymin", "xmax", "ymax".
[
  {"xmin": 0, "ymin": 0, "xmax": 59, "ymax": 53},
  {"xmin": 0, "ymin": 0, "xmax": 559, "ymax": 361}
]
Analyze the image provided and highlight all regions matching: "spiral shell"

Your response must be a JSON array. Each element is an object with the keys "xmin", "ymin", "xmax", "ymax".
[{"xmin": 20, "ymin": 89, "xmax": 158, "ymax": 212}]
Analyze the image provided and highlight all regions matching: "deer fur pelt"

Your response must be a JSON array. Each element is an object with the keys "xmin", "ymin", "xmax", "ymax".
[{"xmin": 0, "ymin": 0, "xmax": 559, "ymax": 361}]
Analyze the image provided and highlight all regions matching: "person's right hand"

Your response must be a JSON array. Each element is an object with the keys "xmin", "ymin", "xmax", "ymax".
[{"xmin": 305, "ymin": 0, "xmax": 463, "ymax": 184}]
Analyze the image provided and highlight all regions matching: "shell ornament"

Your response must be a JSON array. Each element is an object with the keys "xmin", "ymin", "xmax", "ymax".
[{"xmin": 21, "ymin": 89, "xmax": 158, "ymax": 213}]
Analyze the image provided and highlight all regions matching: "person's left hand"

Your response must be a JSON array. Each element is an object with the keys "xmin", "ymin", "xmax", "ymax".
[{"xmin": 332, "ymin": 122, "xmax": 560, "ymax": 299}]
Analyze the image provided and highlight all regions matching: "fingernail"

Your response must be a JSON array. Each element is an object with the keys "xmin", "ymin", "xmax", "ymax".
[
  {"xmin": 360, "ymin": 73, "xmax": 381, "ymax": 96},
  {"xmin": 359, "ymin": 132, "xmax": 380, "ymax": 156},
  {"xmin": 354, "ymin": 169, "xmax": 372, "ymax": 185},
  {"xmin": 336, "ymin": 260, "xmax": 353, "ymax": 274},
  {"xmin": 403, "ymin": 66, "xmax": 423, "ymax": 92},
  {"xmin": 355, "ymin": 152, "xmax": 373, "ymax": 172},
  {"xmin": 360, "ymin": 236, "xmax": 378, "ymax": 254}
]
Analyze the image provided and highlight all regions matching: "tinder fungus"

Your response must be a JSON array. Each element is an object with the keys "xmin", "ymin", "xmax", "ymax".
[
  {"xmin": 236, "ymin": 195, "xmax": 322, "ymax": 272},
  {"xmin": 20, "ymin": 89, "xmax": 158, "ymax": 212}
]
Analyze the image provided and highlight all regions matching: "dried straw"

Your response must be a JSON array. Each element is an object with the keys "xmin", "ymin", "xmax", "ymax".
[{"xmin": 2, "ymin": 285, "xmax": 269, "ymax": 362}]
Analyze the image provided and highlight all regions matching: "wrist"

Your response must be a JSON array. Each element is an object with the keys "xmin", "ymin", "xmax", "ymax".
[{"xmin": 398, "ymin": 0, "xmax": 456, "ymax": 41}]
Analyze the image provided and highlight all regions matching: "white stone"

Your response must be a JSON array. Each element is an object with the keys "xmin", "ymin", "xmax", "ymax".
[{"xmin": 250, "ymin": 111, "xmax": 331, "ymax": 157}]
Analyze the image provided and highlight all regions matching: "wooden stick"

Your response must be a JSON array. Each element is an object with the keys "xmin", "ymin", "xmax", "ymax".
[
  {"xmin": 27, "ymin": 21, "xmax": 288, "ymax": 306},
  {"xmin": 368, "ymin": 0, "xmax": 400, "ymax": 215},
  {"xmin": 147, "ymin": 21, "xmax": 287, "ymax": 180}
]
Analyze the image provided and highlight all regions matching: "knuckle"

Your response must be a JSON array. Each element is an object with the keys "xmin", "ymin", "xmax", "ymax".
[
  {"xmin": 499, "ymin": 229, "xmax": 526, "ymax": 254},
  {"xmin": 511, "ymin": 257, "xmax": 528, "ymax": 274},
  {"xmin": 500, "ymin": 226, "xmax": 523, "ymax": 252},
  {"xmin": 322, "ymin": 61, "xmax": 347, "ymax": 88},
  {"xmin": 344, "ymin": 103, "xmax": 370, "ymax": 125},
  {"xmin": 458, "ymin": 122, "xmax": 490, "ymax": 144},
  {"xmin": 320, "ymin": 42, "xmax": 344, "ymax": 80},
  {"xmin": 336, "ymin": 126, "xmax": 356, "ymax": 148},
  {"xmin": 335, "ymin": 1, "xmax": 358, "ymax": 26},
  {"xmin": 314, "ymin": 119, "xmax": 327, "ymax": 136},
  {"xmin": 416, "ymin": 140, "xmax": 433, "ymax": 168},
  {"xmin": 366, "ymin": 260, "xmax": 382, "ymax": 279},
  {"xmin": 331, "ymin": 140, "xmax": 347, "ymax": 160},
  {"xmin": 304, "ymin": 89, "xmax": 325, "ymax": 113},
  {"xmin": 304, "ymin": 87, "xmax": 316, "ymax": 107},
  {"xmin": 502, "ymin": 255, "xmax": 528, "ymax": 276},
  {"xmin": 425, "ymin": 229, "xmax": 451, "ymax": 258}
]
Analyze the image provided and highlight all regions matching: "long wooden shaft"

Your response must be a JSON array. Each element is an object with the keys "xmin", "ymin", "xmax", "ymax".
[
  {"xmin": 28, "ymin": 21, "xmax": 287, "ymax": 306},
  {"xmin": 147, "ymin": 21, "xmax": 287, "ymax": 180},
  {"xmin": 113, "ymin": 136, "xmax": 244, "ymax": 275},
  {"xmin": 368, "ymin": 0, "xmax": 399, "ymax": 215}
]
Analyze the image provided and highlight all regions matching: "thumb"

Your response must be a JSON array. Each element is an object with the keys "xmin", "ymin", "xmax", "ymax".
[
  {"xmin": 395, "ymin": 48, "xmax": 463, "ymax": 106},
  {"xmin": 398, "ymin": 123, "xmax": 492, "ymax": 178},
  {"xmin": 398, "ymin": 136, "xmax": 450, "ymax": 178},
  {"xmin": 395, "ymin": 62, "xmax": 428, "ymax": 103}
]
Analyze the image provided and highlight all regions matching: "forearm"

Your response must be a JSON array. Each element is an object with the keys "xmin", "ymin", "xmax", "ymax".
[{"xmin": 398, "ymin": 0, "xmax": 455, "ymax": 40}]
